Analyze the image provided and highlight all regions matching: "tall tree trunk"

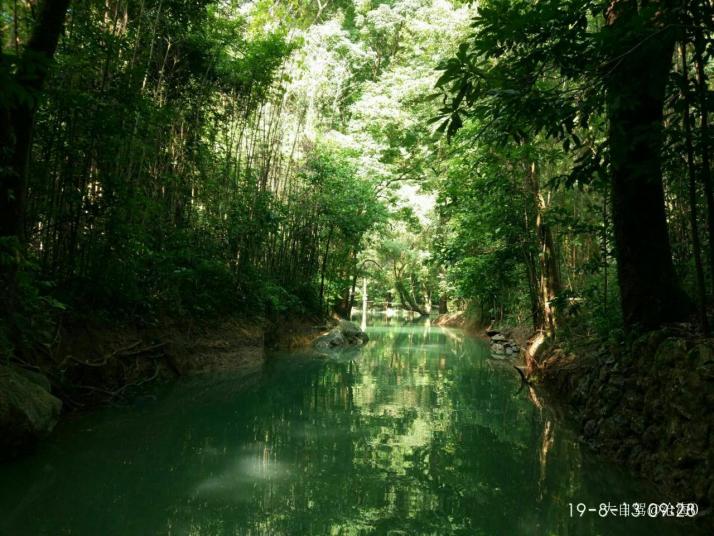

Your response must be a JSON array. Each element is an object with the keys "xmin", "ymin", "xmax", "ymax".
[
  {"xmin": 603, "ymin": 0, "xmax": 690, "ymax": 330},
  {"xmin": 0, "ymin": 0, "xmax": 70, "ymax": 357},
  {"xmin": 0, "ymin": 0, "xmax": 71, "ymax": 241},
  {"xmin": 347, "ymin": 266, "xmax": 359, "ymax": 314},
  {"xmin": 523, "ymin": 247, "xmax": 542, "ymax": 331},
  {"xmin": 393, "ymin": 262, "xmax": 428, "ymax": 316},
  {"xmin": 525, "ymin": 162, "xmax": 561, "ymax": 336},
  {"xmin": 692, "ymin": 3, "xmax": 714, "ymax": 291},
  {"xmin": 680, "ymin": 42, "xmax": 709, "ymax": 334},
  {"xmin": 521, "ymin": 191, "xmax": 543, "ymax": 330},
  {"xmin": 395, "ymin": 280, "xmax": 428, "ymax": 316},
  {"xmin": 601, "ymin": 186, "xmax": 610, "ymax": 315}
]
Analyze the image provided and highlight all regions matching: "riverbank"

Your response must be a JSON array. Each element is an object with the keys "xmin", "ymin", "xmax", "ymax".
[
  {"xmin": 434, "ymin": 310, "xmax": 488, "ymax": 335},
  {"xmin": 531, "ymin": 327, "xmax": 714, "ymax": 525},
  {"xmin": 1, "ymin": 314, "xmax": 325, "ymax": 460},
  {"xmin": 436, "ymin": 312, "xmax": 714, "ymax": 525}
]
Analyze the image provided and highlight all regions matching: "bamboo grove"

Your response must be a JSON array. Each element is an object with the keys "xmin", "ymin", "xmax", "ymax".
[{"xmin": 1, "ymin": 0, "xmax": 431, "ymax": 357}]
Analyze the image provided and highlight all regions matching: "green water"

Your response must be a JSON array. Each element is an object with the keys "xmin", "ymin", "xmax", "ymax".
[{"xmin": 0, "ymin": 318, "xmax": 695, "ymax": 535}]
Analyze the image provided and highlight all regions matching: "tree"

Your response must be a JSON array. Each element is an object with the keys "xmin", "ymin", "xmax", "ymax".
[
  {"xmin": 0, "ymin": 0, "xmax": 71, "ymax": 242},
  {"xmin": 434, "ymin": 0, "xmax": 693, "ymax": 331},
  {"xmin": 1, "ymin": 0, "xmax": 71, "ymax": 357},
  {"xmin": 603, "ymin": 0, "xmax": 690, "ymax": 329}
]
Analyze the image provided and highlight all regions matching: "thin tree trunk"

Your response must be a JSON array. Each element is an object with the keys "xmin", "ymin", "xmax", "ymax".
[
  {"xmin": 318, "ymin": 226, "xmax": 334, "ymax": 314},
  {"xmin": 602, "ymin": 186, "xmax": 609, "ymax": 315},
  {"xmin": 438, "ymin": 293, "xmax": 448, "ymax": 315},
  {"xmin": 348, "ymin": 264, "xmax": 359, "ymax": 314},
  {"xmin": 522, "ymin": 193, "xmax": 543, "ymax": 331}
]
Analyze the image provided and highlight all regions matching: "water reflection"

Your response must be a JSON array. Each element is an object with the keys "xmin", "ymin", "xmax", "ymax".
[{"xmin": 0, "ymin": 316, "xmax": 697, "ymax": 535}]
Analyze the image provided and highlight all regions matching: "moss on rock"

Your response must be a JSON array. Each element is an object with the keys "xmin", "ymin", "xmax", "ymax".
[{"xmin": 0, "ymin": 366, "xmax": 62, "ymax": 460}]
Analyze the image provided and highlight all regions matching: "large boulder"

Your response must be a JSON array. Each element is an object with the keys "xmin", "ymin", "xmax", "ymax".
[
  {"xmin": 0, "ymin": 365, "xmax": 62, "ymax": 459},
  {"xmin": 313, "ymin": 320, "xmax": 369, "ymax": 352}
]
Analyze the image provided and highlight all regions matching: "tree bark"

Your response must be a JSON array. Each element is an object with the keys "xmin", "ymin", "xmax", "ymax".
[
  {"xmin": 0, "ymin": 0, "xmax": 70, "ymax": 357},
  {"xmin": 395, "ymin": 280, "xmax": 428, "ymax": 316},
  {"xmin": 525, "ymin": 162, "xmax": 561, "ymax": 336},
  {"xmin": 392, "ymin": 261, "xmax": 428, "ymax": 316},
  {"xmin": 0, "ymin": 0, "xmax": 71, "ymax": 241},
  {"xmin": 692, "ymin": 3, "xmax": 714, "ymax": 291},
  {"xmin": 680, "ymin": 42, "xmax": 709, "ymax": 334},
  {"xmin": 603, "ymin": 0, "xmax": 690, "ymax": 329},
  {"xmin": 347, "ymin": 266, "xmax": 359, "ymax": 313},
  {"xmin": 318, "ymin": 225, "xmax": 334, "ymax": 314},
  {"xmin": 521, "ymin": 186, "xmax": 543, "ymax": 331}
]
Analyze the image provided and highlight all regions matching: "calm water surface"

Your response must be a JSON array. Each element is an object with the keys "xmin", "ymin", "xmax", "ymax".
[{"xmin": 0, "ymin": 317, "xmax": 694, "ymax": 535}]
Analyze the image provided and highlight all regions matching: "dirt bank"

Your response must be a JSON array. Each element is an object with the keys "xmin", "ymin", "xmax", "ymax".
[
  {"xmin": 434, "ymin": 311, "xmax": 487, "ymax": 335},
  {"xmin": 49, "ymin": 315, "xmax": 325, "ymax": 405},
  {"xmin": 2, "ymin": 314, "xmax": 325, "ymax": 459}
]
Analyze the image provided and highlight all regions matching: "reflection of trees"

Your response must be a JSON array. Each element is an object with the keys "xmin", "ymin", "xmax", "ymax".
[
  {"xmin": 198, "ymin": 324, "xmax": 635, "ymax": 535},
  {"xmin": 1, "ymin": 323, "xmax": 683, "ymax": 536}
]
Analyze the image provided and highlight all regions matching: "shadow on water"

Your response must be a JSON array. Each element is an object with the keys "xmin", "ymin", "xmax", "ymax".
[{"xmin": 0, "ymin": 314, "xmax": 700, "ymax": 535}]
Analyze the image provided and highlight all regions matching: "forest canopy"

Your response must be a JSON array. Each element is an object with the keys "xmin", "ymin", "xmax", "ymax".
[{"xmin": 1, "ymin": 0, "xmax": 714, "ymax": 358}]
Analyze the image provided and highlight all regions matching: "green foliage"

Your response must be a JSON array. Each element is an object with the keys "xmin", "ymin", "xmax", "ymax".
[
  {"xmin": 433, "ymin": 0, "xmax": 604, "ymax": 141},
  {"xmin": 426, "ymin": 0, "xmax": 714, "ymax": 335},
  {"xmin": 0, "ymin": 0, "xmax": 399, "ymax": 343},
  {"xmin": 0, "ymin": 238, "xmax": 65, "ymax": 360},
  {"xmin": 8, "ymin": 0, "xmax": 709, "ymax": 356}
]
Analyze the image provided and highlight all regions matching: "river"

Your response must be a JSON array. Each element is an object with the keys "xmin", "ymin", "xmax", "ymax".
[{"xmin": 0, "ymin": 316, "xmax": 693, "ymax": 535}]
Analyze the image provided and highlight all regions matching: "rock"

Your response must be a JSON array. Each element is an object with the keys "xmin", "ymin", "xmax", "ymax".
[
  {"xmin": 11, "ymin": 367, "xmax": 52, "ymax": 392},
  {"xmin": 492, "ymin": 338, "xmax": 520, "ymax": 358},
  {"xmin": 491, "ymin": 343, "xmax": 505, "ymax": 355},
  {"xmin": 691, "ymin": 342, "xmax": 714, "ymax": 366},
  {"xmin": 314, "ymin": 330, "xmax": 346, "ymax": 350},
  {"xmin": 542, "ymin": 329, "xmax": 714, "ymax": 522},
  {"xmin": 337, "ymin": 320, "xmax": 368, "ymax": 343},
  {"xmin": 486, "ymin": 329, "xmax": 500, "ymax": 337},
  {"xmin": 698, "ymin": 361, "xmax": 714, "ymax": 380},
  {"xmin": 608, "ymin": 374, "xmax": 625, "ymax": 389},
  {"xmin": 0, "ymin": 366, "xmax": 62, "ymax": 460},
  {"xmin": 654, "ymin": 337, "xmax": 687, "ymax": 368},
  {"xmin": 313, "ymin": 320, "xmax": 368, "ymax": 352}
]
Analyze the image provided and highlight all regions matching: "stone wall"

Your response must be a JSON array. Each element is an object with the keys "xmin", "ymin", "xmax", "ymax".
[{"xmin": 536, "ymin": 327, "xmax": 714, "ymax": 522}]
